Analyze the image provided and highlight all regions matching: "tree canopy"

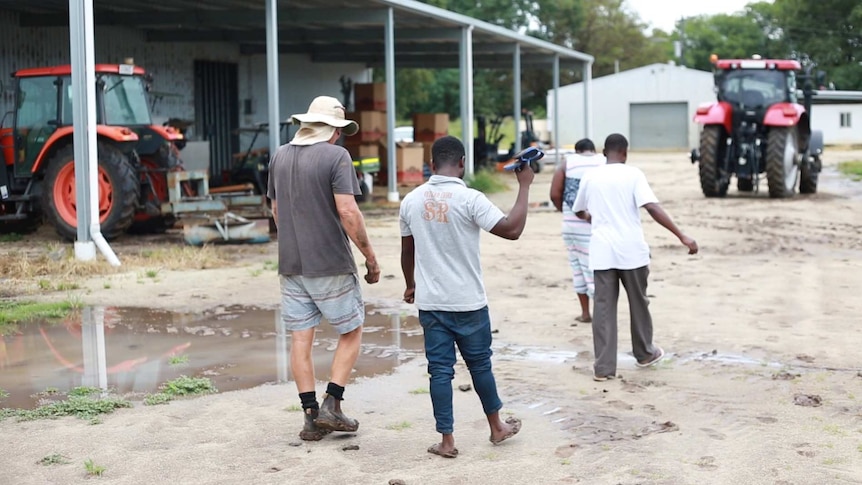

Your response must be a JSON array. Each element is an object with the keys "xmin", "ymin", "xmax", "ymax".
[{"xmin": 379, "ymin": 0, "xmax": 861, "ymax": 122}]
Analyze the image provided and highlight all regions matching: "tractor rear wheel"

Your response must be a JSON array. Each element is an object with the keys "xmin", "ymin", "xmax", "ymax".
[
  {"xmin": 698, "ymin": 125, "xmax": 728, "ymax": 197},
  {"xmin": 766, "ymin": 127, "xmax": 799, "ymax": 198},
  {"xmin": 799, "ymin": 155, "xmax": 819, "ymax": 194},
  {"xmin": 42, "ymin": 142, "xmax": 140, "ymax": 241},
  {"xmin": 128, "ymin": 143, "xmax": 179, "ymax": 234}
]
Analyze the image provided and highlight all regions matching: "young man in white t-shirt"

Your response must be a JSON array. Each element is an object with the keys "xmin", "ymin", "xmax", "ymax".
[
  {"xmin": 572, "ymin": 133, "xmax": 698, "ymax": 381},
  {"xmin": 550, "ymin": 138, "xmax": 605, "ymax": 323}
]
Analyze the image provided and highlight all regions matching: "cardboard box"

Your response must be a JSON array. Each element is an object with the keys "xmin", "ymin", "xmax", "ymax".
[
  {"xmin": 354, "ymin": 83, "xmax": 387, "ymax": 112},
  {"xmin": 346, "ymin": 111, "xmax": 386, "ymax": 142},
  {"xmin": 380, "ymin": 141, "xmax": 424, "ymax": 173},
  {"xmin": 423, "ymin": 142, "xmax": 433, "ymax": 166},
  {"xmin": 413, "ymin": 113, "xmax": 449, "ymax": 142}
]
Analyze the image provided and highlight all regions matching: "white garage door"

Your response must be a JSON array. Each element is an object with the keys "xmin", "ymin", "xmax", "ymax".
[{"xmin": 629, "ymin": 102, "xmax": 688, "ymax": 150}]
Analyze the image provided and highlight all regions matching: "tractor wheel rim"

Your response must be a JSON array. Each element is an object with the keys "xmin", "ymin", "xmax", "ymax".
[
  {"xmin": 783, "ymin": 132, "xmax": 798, "ymax": 191},
  {"xmin": 53, "ymin": 162, "xmax": 113, "ymax": 227}
]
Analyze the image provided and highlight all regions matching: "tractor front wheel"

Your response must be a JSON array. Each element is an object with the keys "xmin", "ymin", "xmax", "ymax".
[
  {"xmin": 42, "ymin": 142, "xmax": 140, "ymax": 241},
  {"xmin": 765, "ymin": 127, "xmax": 799, "ymax": 198},
  {"xmin": 698, "ymin": 125, "xmax": 728, "ymax": 197}
]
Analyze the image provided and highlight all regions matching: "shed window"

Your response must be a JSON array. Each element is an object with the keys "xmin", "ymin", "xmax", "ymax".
[{"xmin": 840, "ymin": 112, "xmax": 852, "ymax": 128}]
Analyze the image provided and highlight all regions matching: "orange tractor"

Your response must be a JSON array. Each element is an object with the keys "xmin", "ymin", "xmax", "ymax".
[{"xmin": 0, "ymin": 63, "xmax": 268, "ymax": 242}]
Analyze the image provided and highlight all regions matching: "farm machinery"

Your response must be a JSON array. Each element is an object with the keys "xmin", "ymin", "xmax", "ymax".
[
  {"xmin": 0, "ymin": 62, "xmax": 270, "ymax": 244},
  {"xmin": 690, "ymin": 55, "xmax": 823, "ymax": 198}
]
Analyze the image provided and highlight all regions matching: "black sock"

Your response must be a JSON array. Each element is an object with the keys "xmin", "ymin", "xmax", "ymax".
[
  {"xmin": 299, "ymin": 391, "xmax": 318, "ymax": 412},
  {"xmin": 326, "ymin": 382, "xmax": 345, "ymax": 401}
]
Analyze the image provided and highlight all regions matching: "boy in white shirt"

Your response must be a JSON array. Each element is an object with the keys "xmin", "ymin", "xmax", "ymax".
[{"xmin": 573, "ymin": 133, "xmax": 698, "ymax": 381}]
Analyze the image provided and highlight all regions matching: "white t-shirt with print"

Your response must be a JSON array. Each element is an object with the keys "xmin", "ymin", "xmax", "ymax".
[
  {"xmin": 572, "ymin": 163, "xmax": 659, "ymax": 271},
  {"xmin": 400, "ymin": 175, "xmax": 505, "ymax": 311}
]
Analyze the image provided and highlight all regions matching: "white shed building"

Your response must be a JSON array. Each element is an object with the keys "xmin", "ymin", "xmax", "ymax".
[{"xmin": 549, "ymin": 63, "xmax": 715, "ymax": 151}]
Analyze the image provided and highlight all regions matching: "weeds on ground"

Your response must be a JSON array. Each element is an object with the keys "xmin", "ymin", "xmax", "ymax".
[
  {"xmin": 386, "ymin": 421, "xmax": 412, "ymax": 431},
  {"xmin": 68, "ymin": 386, "xmax": 101, "ymax": 398},
  {"xmin": 84, "ymin": 458, "xmax": 105, "ymax": 477},
  {"xmin": 0, "ymin": 233, "xmax": 23, "ymax": 243},
  {"xmin": 466, "ymin": 170, "xmax": 509, "ymax": 194},
  {"xmin": 0, "ymin": 388, "xmax": 8, "ymax": 402},
  {"xmin": 408, "ymin": 388, "xmax": 430, "ymax": 395},
  {"xmin": 0, "ymin": 395, "xmax": 131, "ymax": 422},
  {"xmin": 160, "ymin": 376, "xmax": 217, "ymax": 396},
  {"xmin": 143, "ymin": 393, "xmax": 172, "ymax": 406},
  {"xmin": 38, "ymin": 454, "xmax": 71, "ymax": 466},
  {"xmin": 169, "ymin": 354, "xmax": 189, "ymax": 366},
  {"xmin": 284, "ymin": 404, "xmax": 302, "ymax": 412},
  {"xmin": 838, "ymin": 161, "xmax": 862, "ymax": 181},
  {"xmin": 0, "ymin": 299, "xmax": 80, "ymax": 335}
]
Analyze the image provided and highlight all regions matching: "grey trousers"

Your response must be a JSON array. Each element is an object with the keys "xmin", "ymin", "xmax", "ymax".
[{"xmin": 592, "ymin": 265, "xmax": 657, "ymax": 376}]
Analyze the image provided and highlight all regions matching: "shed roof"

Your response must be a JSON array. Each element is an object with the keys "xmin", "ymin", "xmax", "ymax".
[{"xmin": 0, "ymin": 0, "xmax": 593, "ymax": 70}]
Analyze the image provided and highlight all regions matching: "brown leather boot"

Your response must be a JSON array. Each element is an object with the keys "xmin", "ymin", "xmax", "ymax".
[
  {"xmin": 299, "ymin": 408, "xmax": 332, "ymax": 441},
  {"xmin": 313, "ymin": 394, "xmax": 359, "ymax": 432}
]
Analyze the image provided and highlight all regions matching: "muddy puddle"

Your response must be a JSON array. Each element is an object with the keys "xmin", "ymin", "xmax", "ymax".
[{"xmin": 0, "ymin": 305, "xmax": 423, "ymax": 409}]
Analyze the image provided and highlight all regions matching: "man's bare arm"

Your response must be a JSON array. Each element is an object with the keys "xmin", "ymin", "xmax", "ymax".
[
  {"xmin": 401, "ymin": 235, "xmax": 416, "ymax": 303},
  {"xmin": 643, "ymin": 202, "xmax": 698, "ymax": 254},
  {"xmin": 334, "ymin": 193, "xmax": 381, "ymax": 283}
]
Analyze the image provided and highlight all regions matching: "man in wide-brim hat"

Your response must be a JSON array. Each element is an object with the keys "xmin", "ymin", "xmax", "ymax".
[{"xmin": 267, "ymin": 95, "xmax": 380, "ymax": 441}]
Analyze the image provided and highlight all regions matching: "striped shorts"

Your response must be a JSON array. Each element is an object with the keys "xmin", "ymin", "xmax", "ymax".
[
  {"xmin": 561, "ymin": 217, "xmax": 594, "ymax": 297},
  {"xmin": 279, "ymin": 273, "xmax": 364, "ymax": 334}
]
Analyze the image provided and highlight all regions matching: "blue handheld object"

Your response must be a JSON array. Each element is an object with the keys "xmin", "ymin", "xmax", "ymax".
[{"xmin": 503, "ymin": 146, "xmax": 545, "ymax": 171}]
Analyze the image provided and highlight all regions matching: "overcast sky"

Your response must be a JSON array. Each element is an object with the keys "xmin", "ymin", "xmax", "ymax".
[{"xmin": 626, "ymin": 0, "xmax": 763, "ymax": 32}]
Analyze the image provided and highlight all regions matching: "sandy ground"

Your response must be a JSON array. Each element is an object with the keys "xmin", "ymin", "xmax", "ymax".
[{"xmin": 2, "ymin": 150, "xmax": 862, "ymax": 485}]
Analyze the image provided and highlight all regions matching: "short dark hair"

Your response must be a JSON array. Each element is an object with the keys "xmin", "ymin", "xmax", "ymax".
[
  {"xmin": 603, "ymin": 133, "xmax": 629, "ymax": 153},
  {"xmin": 431, "ymin": 136, "xmax": 465, "ymax": 168},
  {"xmin": 574, "ymin": 138, "xmax": 595, "ymax": 153}
]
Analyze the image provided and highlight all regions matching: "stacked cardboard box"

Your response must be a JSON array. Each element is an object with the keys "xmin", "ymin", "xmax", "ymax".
[
  {"xmin": 354, "ymin": 83, "xmax": 387, "ymax": 111},
  {"xmin": 378, "ymin": 141, "xmax": 425, "ymax": 186},
  {"xmin": 413, "ymin": 113, "xmax": 449, "ymax": 169}
]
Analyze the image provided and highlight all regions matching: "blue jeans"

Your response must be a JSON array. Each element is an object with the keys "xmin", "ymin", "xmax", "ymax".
[{"xmin": 419, "ymin": 306, "xmax": 503, "ymax": 435}]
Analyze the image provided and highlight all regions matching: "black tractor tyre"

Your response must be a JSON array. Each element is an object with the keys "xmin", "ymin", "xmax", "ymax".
[
  {"xmin": 128, "ymin": 144, "xmax": 179, "ymax": 234},
  {"xmin": 42, "ymin": 142, "xmax": 140, "ymax": 241},
  {"xmin": 737, "ymin": 178, "xmax": 754, "ymax": 192},
  {"xmin": 799, "ymin": 156, "xmax": 819, "ymax": 194},
  {"xmin": 698, "ymin": 126, "xmax": 728, "ymax": 197},
  {"xmin": 765, "ymin": 127, "xmax": 799, "ymax": 198}
]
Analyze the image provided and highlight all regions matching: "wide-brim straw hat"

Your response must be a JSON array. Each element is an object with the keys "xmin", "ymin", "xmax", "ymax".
[{"xmin": 289, "ymin": 96, "xmax": 358, "ymax": 146}]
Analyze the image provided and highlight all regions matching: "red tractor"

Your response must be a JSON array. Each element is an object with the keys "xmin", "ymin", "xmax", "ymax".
[
  {"xmin": 691, "ymin": 55, "xmax": 823, "ymax": 198},
  {"xmin": 0, "ymin": 63, "xmax": 185, "ymax": 239}
]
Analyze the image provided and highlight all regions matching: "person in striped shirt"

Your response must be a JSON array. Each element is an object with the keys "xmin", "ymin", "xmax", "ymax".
[{"xmin": 550, "ymin": 138, "xmax": 605, "ymax": 323}]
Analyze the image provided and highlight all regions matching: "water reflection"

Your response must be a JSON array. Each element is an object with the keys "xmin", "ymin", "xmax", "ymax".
[{"xmin": 0, "ymin": 306, "xmax": 423, "ymax": 409}]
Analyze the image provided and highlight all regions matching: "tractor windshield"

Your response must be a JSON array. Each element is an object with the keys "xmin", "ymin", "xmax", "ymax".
[
  {"xmin": 718, "ymin": 70, "xmax": 793, "ymax": 108},
  {"xmin": 99, "ymin": 74, "xmax": 152, "ymax": 126}
]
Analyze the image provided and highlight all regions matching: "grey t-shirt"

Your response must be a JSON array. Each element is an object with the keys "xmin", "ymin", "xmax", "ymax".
[
  {"xmin": 399, "ymin": 175, "xmax": 505, "ymax": 312},
  {"xmin": 267, "ymin": 142, "xmax": 360, "ymax": 277}
]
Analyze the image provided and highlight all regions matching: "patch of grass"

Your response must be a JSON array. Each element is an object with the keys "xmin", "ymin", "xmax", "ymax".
[
  {"xmin": 38, "ymin": 454, "xmax": 70, "ymax": 466},
  {"xmin": 102, "ymin": 282, "xmax": 111, "ymax": 289},
  {"xmin": 284, "ymin": 404, "xmax": 302, "ymax": 412},
  {"xmin": 248, "ymin": 268, "xmax": 263, "ymax": 277},
  {"xmin": 160, "ymin": 376, "xmax": 217, "ymax": 397},
  {"xmin": 385, "ymin": 421, "xmax": 412, "ymax": 431},
  {"xmin": 466, "ymin": 169, "xmax": 509, "ymax": 194},
  {"xmin": 68, "ymin": 386, "xmax": 101, "ymax": 398},
  {"xmin": 838, "ymin": 160, "xmax": 862, "ymax": 181},
  {"xmin": 143, "ymin": 393, "xmax": 172, "ymax": 406},
  {"xmin": 84, "ymin": 458, "xmax": 105, "ymax": 477},
  {"xmin": 1, "ymin": 395, "xmax": 131, "ymax": 422},
  {"xmin": 560, "ymin": 459, "xmax": 572, "ymax": 465},
  {"xmin": 0, "ymin": 300, "xmax": 79, "ymax": 334},
  {"xmin": 42, "ymin": 387, "xmax": 60, "ymax": 396},
  {"xmin": 823, "ymin": 424, "xmax": 848, "ymax": 437},
  {"xmin": 169, "ymin": 354, "xmax": 189, "ymax": 366},
  {"xmin": 408, "ymin": 388, "xmax": 429, "ymax": 395},
  {"xmin": 263, "ymin": 260, "xmax": 278, "ymax": 271},
  {"xmin": 144, "ymin": 269, "xmax": 160, "ymax": 279},
  {"xmin": 0, "ymin": 233, "xmax": 23, "ymax": 243},
  {"xmin": 0, "ymin": 388, "xmax": 8, "ymax": 401}
]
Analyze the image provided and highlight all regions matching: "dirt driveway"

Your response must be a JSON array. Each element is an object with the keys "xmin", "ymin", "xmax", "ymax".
[{"xmin": 1, "ymin": 149, "xmax": 861, "ymax": 484}]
